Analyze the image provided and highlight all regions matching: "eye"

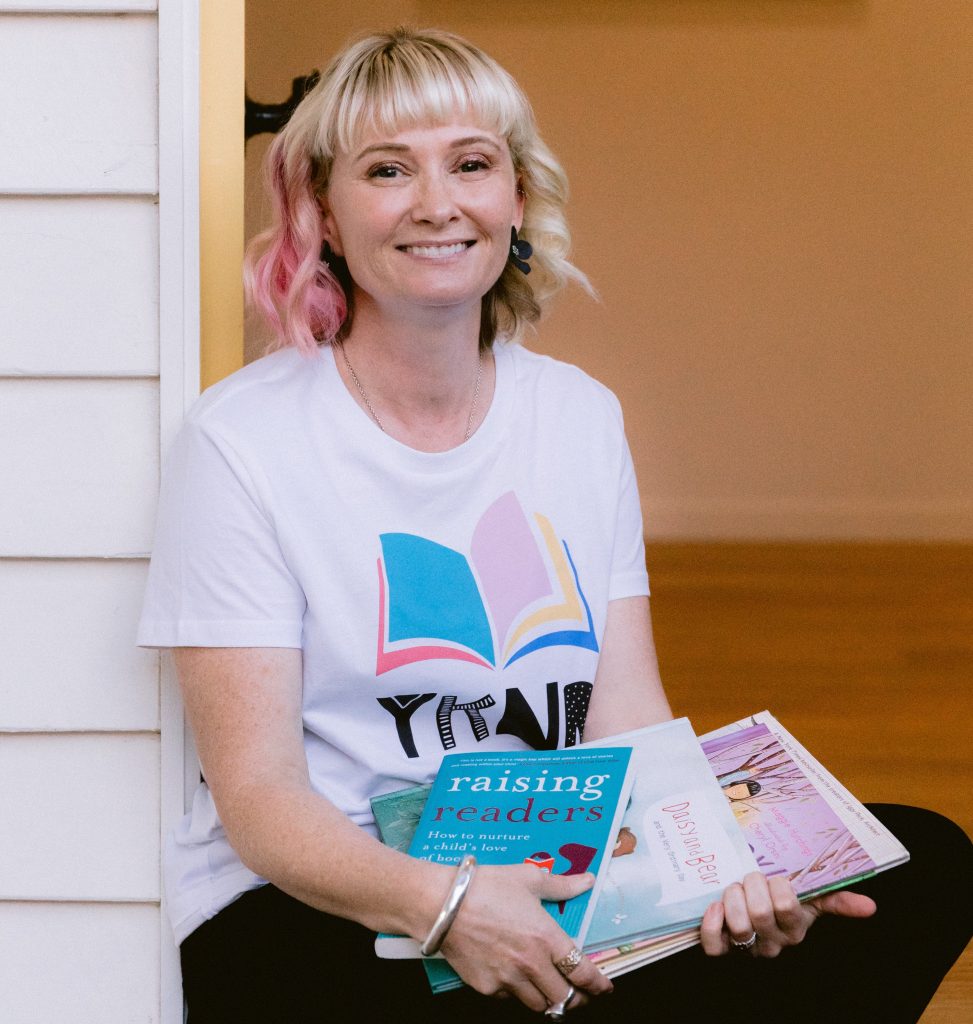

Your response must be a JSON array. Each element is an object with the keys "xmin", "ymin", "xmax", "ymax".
[
  {"xmin": 456, "ymin": 156, "xmax": 491, "ymax": 174},
  {"xmin": 368, "ymin": 163, "xmax": 403, "ymax": 180}
]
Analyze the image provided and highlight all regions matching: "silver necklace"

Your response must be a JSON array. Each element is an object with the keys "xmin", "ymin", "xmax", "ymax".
[{"xmin": 337, "ymin": 341, "xmax": 484, "ymax": 442}]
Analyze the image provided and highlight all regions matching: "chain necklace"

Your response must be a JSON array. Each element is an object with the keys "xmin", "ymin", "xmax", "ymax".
[{"xmin": 336, "ymin": 341, "xmax": 484, "ymax": 443}]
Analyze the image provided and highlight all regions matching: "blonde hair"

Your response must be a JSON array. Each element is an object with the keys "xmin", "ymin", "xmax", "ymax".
[{"xmin": 245, "ymin": 27, "xmax": 591, "ymax": 353}]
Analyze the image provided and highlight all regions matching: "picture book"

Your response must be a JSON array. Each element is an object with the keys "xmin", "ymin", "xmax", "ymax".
[
  {"xmin": 582, "ymin": 718, "xmax": 759, "ymax": 952},
  {"xmin": 590, "ymin": 711, "xmax": 909, "ymax": 978},
  {"xmin": 699, "ymin": 710, "xmax": 909, "ymax": 898},
  {"xmin": 371, "ymin": 783, "xmax": 432, "ymax": 854},
  {"xmin": 373, "ymin": 745, "xmax": 635, "ymax": 962}
]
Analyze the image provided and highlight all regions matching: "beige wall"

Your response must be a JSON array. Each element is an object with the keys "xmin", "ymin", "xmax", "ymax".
[{"xmin": 245, "ymin": 1, "xmax": 972, "ymax": 539}]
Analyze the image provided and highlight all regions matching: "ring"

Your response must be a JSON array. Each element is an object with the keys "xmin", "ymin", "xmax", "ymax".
[
  {"xmin": 553, "ymin": 947, "xmax": 584, "ymax": 978},
  {"xmin": 544, "ymin": 983, "xmax": 576, "ymax": 1020},
  {"xmin": 731, "ymin": 931, "xmax": 758, "ymax": 951}
]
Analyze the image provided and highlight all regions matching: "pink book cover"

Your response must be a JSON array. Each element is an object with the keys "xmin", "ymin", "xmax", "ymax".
[{"xmin": 702, "ymin": 721, "xmax": 880, "ymax": 896}]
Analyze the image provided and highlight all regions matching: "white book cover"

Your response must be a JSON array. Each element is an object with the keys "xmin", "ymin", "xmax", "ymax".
[{"xmin": 583, "ymin": 718, "xmax": 758, "ymax": 951}]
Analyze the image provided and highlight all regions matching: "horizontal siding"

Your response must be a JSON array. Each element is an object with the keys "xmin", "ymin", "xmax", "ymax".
[
  {"xmin": 0, "ymin": 733, "xmax": 159, "ymax": 899},
  {"xmin": 0, "ymin": 902, "xmax": 159, "ymax": 1023},
  {"xmin": 0, "ymin": 14, "xmax": 157, "ymax": 193},
  {"xmin": 0, "ymin": 197, "xmax": 159, "ymax": 375},
  {"xmin": 0, "ymin": 378, "xmax": 159, "ymax": 556},
  {"xmin": 0, "ymin": 2, "xmax": 156, "ymax": 10},
  {"xmin": 0, "ymin": 560, "xmax": 157, "ymax": 730},
  {"xmin": 0, "ymin": 3, "xmax": 179, "ymax": 1022}
]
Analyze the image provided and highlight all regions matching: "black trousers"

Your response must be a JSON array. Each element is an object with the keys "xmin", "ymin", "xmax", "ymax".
[{"xmin": 181, "ymin": 805, "xmax": 972, "ymax": 1023}]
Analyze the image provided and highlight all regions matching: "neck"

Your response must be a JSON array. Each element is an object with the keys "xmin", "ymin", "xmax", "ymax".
[{"xmin": 335, "ymin": 296, "xmax": 493, "ymax": 451}]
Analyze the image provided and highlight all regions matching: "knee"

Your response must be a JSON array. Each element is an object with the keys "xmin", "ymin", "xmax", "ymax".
[
  {"xmin": 869, "ymin": 803, "xmax": 971, "ymax": 852},
  {"xmin": 866, "ymin": 803, "xmax": 973, "ymax": 896}
]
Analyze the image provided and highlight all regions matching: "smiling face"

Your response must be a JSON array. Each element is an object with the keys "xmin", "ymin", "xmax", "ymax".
[{"xmin": 320, "ymin": 123, "xmax": 524, "ymax": 323}]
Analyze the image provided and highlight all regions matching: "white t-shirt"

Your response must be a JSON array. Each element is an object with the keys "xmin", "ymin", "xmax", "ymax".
[{"xmin": 138, "ymin": 341, "xmax": 649, "ymax": 942}]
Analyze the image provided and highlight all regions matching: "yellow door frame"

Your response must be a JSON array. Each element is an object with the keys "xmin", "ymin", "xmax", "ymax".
[{"xmin": 200, "ymin": 0, "xmax": 245, "ymax": 389}]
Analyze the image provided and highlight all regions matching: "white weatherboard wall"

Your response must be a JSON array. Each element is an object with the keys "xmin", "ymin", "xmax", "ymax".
[{"xmin": 0, "ymin": 2, "xmax": 197, "ymax": 1022}]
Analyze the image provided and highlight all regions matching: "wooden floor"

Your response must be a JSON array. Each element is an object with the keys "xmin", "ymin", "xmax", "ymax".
[{"xmin": 644, "ymin": 543, "xmax": 973, "ymax": 1024}]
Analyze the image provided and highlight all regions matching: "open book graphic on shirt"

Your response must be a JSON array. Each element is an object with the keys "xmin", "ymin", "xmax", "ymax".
[{"xmin": 375, "ymin": 491, "xmax": 598, "ymax": 674}]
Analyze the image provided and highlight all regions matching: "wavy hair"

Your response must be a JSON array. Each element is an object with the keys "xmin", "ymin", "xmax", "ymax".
[{"xmin": 245, "ymin": 27, "xmax": 592, "ymax": 354}]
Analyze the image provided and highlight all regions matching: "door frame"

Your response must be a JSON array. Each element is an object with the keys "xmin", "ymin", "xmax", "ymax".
[{"xmin": 158, "ymin": 1, "xmax": 244, "ymax": 1019}]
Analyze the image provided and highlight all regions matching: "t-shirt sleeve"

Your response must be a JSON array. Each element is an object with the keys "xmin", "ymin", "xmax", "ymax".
[
  {"xmin": 137, "ymin": 417, "xmax": 306, "ymax": 648},
  {"xmin": 608, "ymin": 421, "xmax": 651, "ymax": 602}
]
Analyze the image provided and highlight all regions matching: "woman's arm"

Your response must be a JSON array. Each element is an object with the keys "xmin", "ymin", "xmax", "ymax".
[
  {"xmin": 174, "ymin": 646, "xmax": 446, "ymax": 935},
  {"xmin": 173, "ymin": 646, "xmax": 612, "ymax": 1011},
  {"xmin": 582, "ymin": 595, "xmax": 673, "ymax": 741}
]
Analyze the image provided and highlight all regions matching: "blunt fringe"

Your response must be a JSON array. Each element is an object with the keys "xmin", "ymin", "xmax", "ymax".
[{"xmin": 245, "ymin": 27, "xmax": 591, "ymax": 355}]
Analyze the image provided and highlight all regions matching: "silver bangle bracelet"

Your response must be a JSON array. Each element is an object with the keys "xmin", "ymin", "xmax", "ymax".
[{"xmin": 419, "ymin": 854, "xmax": 477, "ymax": 957}]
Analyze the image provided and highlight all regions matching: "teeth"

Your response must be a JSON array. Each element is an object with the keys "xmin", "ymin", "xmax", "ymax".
[{"xmin": 403, "ymin": 243, "xmax": 469, "ymax": 258}]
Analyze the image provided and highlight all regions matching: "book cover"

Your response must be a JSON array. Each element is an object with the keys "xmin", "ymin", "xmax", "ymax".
[
  {"xmin": 371, "ymin": 784, "xmax": 462, "ymax": 993},
  {"xmin": 374, "ymin": 745, "xmax": 635, "ymax": 962},
  {"xmin": 371, "ymin": 783, "xmax": 432, "ymax": 854},
  {"xmin": 583, "ymin": 718, "xmax": 758, "ymax": 952},
  {"xmin": 699, "ymin": 711, "xmax": 909, "ymax": 897}
]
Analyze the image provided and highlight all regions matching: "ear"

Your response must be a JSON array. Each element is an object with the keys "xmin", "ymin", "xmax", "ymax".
[
  {"xmin": 318, "ymin": 195, "xmax": 345, "ymax": 257},
  {"xmin": 513, "ymin": 178, "xmax": 526, "ymax": 232}
]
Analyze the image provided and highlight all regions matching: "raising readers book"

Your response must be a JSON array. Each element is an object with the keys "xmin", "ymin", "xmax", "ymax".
[{"xmin": 374, "ymin": 746, "xmax": 635, "ymax": 961}]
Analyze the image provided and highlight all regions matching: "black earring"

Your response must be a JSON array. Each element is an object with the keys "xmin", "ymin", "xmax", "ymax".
[{"xmin": 510, "ymin": 227, "xmax": 533, "ymax": 275}]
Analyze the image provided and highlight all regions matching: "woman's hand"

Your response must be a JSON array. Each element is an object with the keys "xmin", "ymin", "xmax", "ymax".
[
  {"xmin": 701, "ymin": 871, "xmax": 877, "ymax": 958},
  {"xmin": 440, "ymin": 864, "xmax": 613, "ymax": 1013}
]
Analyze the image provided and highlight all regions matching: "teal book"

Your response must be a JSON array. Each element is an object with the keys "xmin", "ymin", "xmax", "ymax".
[
  {"xmin": 370, "ymin": 784, "xmax": 462, "ymax": 993},
  {"xmin": 373, "ymin": 745, "xmax": 635, "ymax": 971},
  {"xmin": 371, "ymin": 784, "xmax": 432, "ymax": 853}
]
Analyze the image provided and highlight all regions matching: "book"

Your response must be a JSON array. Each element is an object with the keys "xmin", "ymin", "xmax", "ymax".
[
  {"xmin": 371, "ymin": 783, "xmax": 432, "ymax": 854},
  {"xmin": 370, "ymin": 784, "xmax": 462, "ymax": 993},
  {"xmin": 373, "ymin": 745, "xmax": 636, "ymax": 966},
  {"xmin": 590, "ymin": 711, "xmax": 909, "ymax": 978},
  {"xmin": 582, "ymin": 718, "xmax": 759, "ymax": 952},
  {"xmin": 700, "ymin": 711, "xmax": 909, "ymax": 899},
  {"xmin": 371, "ymin": 719, "xmax": 749, "ymax": 989}
]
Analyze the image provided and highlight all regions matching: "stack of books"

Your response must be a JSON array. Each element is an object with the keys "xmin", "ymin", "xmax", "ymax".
[{"xmin": 371, "ymin": 711, "xmax": 908, "ymax": 992}]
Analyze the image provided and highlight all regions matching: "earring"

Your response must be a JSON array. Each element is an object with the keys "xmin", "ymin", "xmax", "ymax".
[{"xmin": 510, "ymin": 227, "xmax": 533, "ymax": 275}]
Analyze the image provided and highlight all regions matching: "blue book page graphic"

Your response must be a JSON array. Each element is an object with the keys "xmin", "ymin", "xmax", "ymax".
[{"xmin": 584, "ymin": 719, "xmax": 758, "ymax": 950}]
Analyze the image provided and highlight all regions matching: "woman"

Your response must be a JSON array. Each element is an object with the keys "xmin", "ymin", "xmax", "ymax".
[{"xmin": 139, "ymin": 28, "xmax": 971, "ymax": 1023}]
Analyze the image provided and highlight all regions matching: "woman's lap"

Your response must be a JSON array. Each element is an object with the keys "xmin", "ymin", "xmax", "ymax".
[{"xmin": 181, "ymin": 805, "xmax": 972, "ymax": 1023}]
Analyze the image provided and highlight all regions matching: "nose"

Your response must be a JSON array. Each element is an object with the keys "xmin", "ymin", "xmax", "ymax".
[{"xmin": 411, "ymin": 170, "xmax": 460, "ymax": 225}]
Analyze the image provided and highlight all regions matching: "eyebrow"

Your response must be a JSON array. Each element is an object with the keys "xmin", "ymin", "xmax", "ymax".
[{"xmin": 352, "ymin": 135, "xmax": 503, "ymax": 162}]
